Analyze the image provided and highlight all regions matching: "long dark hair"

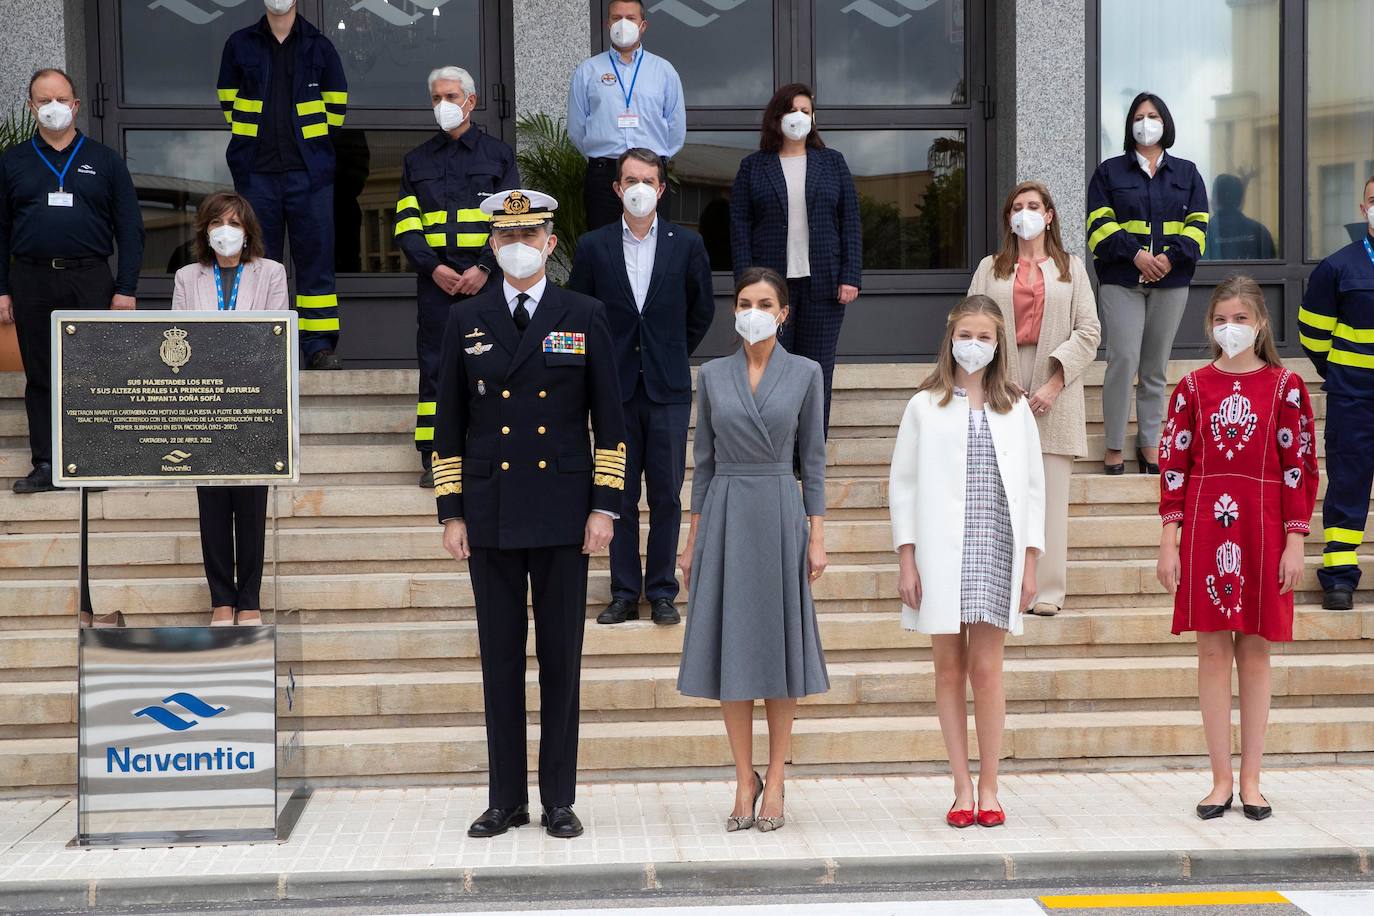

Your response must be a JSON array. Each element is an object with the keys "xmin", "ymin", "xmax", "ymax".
[
  {"xmin": 193, "ymin": 191, "xmax": 266, "ymax": 266},
  {"xmin": 759, "ymin": 83, "xmax": 824, "ymax": 153},
  {"xmin": 1123, "ymin": 92, "xmax": 1175, "ymax": 153}
]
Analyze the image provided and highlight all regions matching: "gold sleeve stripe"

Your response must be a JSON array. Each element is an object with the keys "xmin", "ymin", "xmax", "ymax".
[
  {"xmin": 595, "ymin": 456, "xmax": 627, "ymax": 468},
  {"xmin": 435, "ymin": 482, "xmax": 462, "ymax": 496},
  {"xmin": 593, "ymin": 474, "xmax": 626, "ymax": 490}
]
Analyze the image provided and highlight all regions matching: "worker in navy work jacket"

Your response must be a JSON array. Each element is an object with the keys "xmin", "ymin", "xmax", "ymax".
[
  {"xmin": 217, "ymin": 0, "xmax": 348, "ymax": 369},
  {"xmin": 396, "ymin": 65, "xmax": 520, "ymax": 488},
  {"xmin": 433, "ymin": 189, "xmax": 626, "ymax": 841},
  {"xmin": 1299, "ymin": 175, "xmax": 1374, "ymax": 611},
  {"xmin": 567, "ymin": 148, "xmax": 715, "ymax": 627}
]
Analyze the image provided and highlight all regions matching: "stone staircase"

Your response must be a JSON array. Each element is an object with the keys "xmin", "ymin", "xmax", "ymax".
[{"xmin": 2, "ymin": 361, "xmax": 1372, "ymax": 792}]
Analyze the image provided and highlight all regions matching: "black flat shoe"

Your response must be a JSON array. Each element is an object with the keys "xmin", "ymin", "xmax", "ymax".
[
  {"xmin": 597, "ymin": 598, "xmax": 639, "ymax": 625},
  {"xmin": 1241, "ymin": 794, "xmax": 1272, "ymax": 821},
  {"xmin": 12, "ymin": 463, "xmax": 57, "ymax": 494},
  {"xmin": 1196, "ymin": 795, "xmax": 1233, "ymax": 820},
  {"xmin": 468, "ymin": 804, "xmax": 529, "ymax": 838},
  {"xmin": 307, "ymin": 349, "xmax": 342, "ymax": 370},
  {"xmin": 650, "ymin": 598, "xmax": 680, "ymax": 625},
  {"xmin": 1103, "ymin": 461, "xmax": 1125, "ymax": 476},
  {"xmin": 1323, "ymin": 587, "xmax": 1354, "ymax": 611},
  {"xmin": 541, "ymin": 805, "xmax": 584, "ymax": 838},
  {"xmin": 1136, "ymin": 447, "xmax": 1160, "ymax": 475}
]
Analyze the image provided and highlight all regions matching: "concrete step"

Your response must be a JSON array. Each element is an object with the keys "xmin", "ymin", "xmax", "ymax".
[
  {"xmin": 7, "ymin": 653, "xmax": 1374, "ymax": 730},
  {"xmin": 3, "ymin": 704, "xmax": 1371, "ymax": 788},
  {"xmin": 5, "ymin": 606, "xmax": 1370, "ymax": 675}
]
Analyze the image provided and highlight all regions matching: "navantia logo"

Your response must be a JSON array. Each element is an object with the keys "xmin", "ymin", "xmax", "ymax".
[
  {"xmin": 841, "ymin": 0, "xmax": 943, "ymax": 28},
  {"xmin": 148, "ymin": 0, "xmax": 456, "ymax": 27},
  {"xmin": 133, "ymin": 692, "xmax": 227, "ymax": 731},
  {"xmin": 652, "ymin": 0, "xmax": 942, "ymax": 29},
  {"xmin": 649, "ymin": 0, "xmax": 750, "ymax": 28}
]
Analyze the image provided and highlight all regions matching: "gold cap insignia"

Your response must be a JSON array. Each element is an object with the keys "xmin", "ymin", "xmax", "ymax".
[{"xmin": 503, "ymin": 191, "xmax": 531, "ymax": 216}]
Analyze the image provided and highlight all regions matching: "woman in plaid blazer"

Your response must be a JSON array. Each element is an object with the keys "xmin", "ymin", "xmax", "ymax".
[{"xmin": 729, "ymin": 83, "xmax": 863, "ymax": 434}]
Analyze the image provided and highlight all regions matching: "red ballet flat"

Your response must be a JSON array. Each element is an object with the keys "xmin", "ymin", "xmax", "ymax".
[
  {"xmin": 946, "ymin": 804, "xmax": 976, "ymax": 829},
  {"xmin": 976, "ymin": 806, "xmax": 1006, "ymax": 828}
]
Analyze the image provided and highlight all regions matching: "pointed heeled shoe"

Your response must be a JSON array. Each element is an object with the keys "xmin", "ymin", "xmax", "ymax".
[
  {"xmin": 1196, "ymin": 794, "xmax": 1233, "ymax": 820},
  {"xmin": 726, "ymin": 771, "xmax": 763, "ymax": 832},
  {"xmin": 1136, "ymin": 447, "xmax": 1160, "ymax": 475},
  {"xmin": 756, "ymin": 784, "xmax": 785, "ymax": 832}
]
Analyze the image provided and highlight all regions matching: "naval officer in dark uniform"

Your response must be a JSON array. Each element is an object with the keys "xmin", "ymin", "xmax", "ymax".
[{"xmin": 434, "ymin": 188, "xmax": 626, "ymax": 839}]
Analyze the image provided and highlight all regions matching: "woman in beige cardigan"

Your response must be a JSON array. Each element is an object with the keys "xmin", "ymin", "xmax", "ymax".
[{"xmin": 968, "ymin": 181, "xmax": 1101, "ymax": 616}]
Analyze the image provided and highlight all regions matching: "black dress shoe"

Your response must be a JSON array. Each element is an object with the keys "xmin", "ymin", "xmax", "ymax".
[
  {"xmin": 650, "ymin": 598, "xmax": 681, "ymax": 625},
  {"xmin": 1136, "ymin": 447, "xmax": 1160, "ymax": 475},
  {"xmin": 307, "ymin": 349, "xmax": 342, "ymax": 370},
  {"xmin": 1196, "ymin": 795, "xmax": 1233, "ymax": 821},
  {"xmin": 541, "ymin": 805, "xmax": 584, "ymax": 838},
  {"xmin": 1323, "ymin": 587, "xmax": 1355, "ymax": 611},
  {"xmin": 597, "ymin": 598, "xmax": 639, "ymax": 625},
  {"xmin": 12, "ymin": 463, "xmax": 57, "ymax": 494},
  {"xmin": 1103, "ymin": 461, "xmax": 1125, "ymax": 476},
  {"xmin": 1241, "ymin": 794, "xmax": 1272, "ymax": 821},
  {"xmin": 467, "ymin": 805, "xmax": 529, "ymax": 838}
]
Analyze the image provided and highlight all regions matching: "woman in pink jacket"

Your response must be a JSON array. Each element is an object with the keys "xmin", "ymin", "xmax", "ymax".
[{"xmin": 172, "ymin": 191, "xmax": 288, "ymax": 626}]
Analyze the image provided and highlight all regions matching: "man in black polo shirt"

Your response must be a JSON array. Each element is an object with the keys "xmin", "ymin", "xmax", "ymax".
[{"xmin": 0, "ymin": 68, "xmax": 144, "ymax": 494}]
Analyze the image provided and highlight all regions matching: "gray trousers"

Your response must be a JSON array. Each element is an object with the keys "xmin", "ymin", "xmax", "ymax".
[{"xmin": 1100, "ymin": 283, "xmax": 1190, "ymax": 451}]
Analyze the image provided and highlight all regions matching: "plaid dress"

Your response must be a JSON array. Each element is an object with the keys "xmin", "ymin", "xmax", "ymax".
[{"xmin": 961, "ymin": 407, "xmax": 1014, "ymax": 629}]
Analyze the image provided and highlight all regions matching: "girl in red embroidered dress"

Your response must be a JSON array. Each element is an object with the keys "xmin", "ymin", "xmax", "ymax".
[{"xmin": 1156, "ymin": 276, "xmax": 1318, "ymax": 821}]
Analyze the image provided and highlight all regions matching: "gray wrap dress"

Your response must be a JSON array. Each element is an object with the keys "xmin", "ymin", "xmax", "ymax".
[{"xmin": 676, "ymin": 345, "xmax": 830, "ymax": 701}]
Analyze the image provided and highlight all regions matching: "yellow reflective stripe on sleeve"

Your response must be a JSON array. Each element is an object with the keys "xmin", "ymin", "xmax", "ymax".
[
  {"xmin": 218, "ymin": 88, "xmax": 238, "ymax": 102},
  {"xmin": 297, "ymin": 318, "xmax": 340, "ymax": 332},
  {"xmin": 326, "ymin": 112, "xmax": 345, "ymax": 127},
  {"xmin": 321, "ymin": 91, "xmax": 348, "ymax": 105},
  {"xmin": 1325, "ymin": 527, "xmax": 1367, "ymax": 545},
  {"xmin": 416, "ymin": 402, "xmax": 437, "ymax": 416},
  {"xmin": 1300, "ymin": 333, "xmax": 1333, "ymax": 353},
  {"xmin": 1329, "ymin": 348, "xmax": 1374, "ymax": 370},
  {"xmin": 1120, "ymin": 219, "xmax": 1149, "ymax": 235},
  {"xmin": 1299, "ymin": 306, "xmax": 1338, "ymax": 331},
  {"xmin": 414, "ymin": 428, "xmax": 435, "ymax": 442},
  {"xmin": 395, "ymin": 217, "xmax": 424, "ymax": 236},
  {"xmin": 1180, "ymin": 225, "xmax": 1207, "ymax": 253},
  {"xmin": 231, "ymin": 122, "xmax": 259, "ymax": 137},
  {"xmin": 454, "ymin": 233, "xmax": 490, "ymax": 248},
  {"xmin": 455, "ymin": 208, "xmax": 491, "ymax": 223},
  {"xmin": 1086, "ymin": 206, "xmax": 1116, "ymax": 226},
  {"xmin": 425, "ymin": 233, "xmax": 446, "ymax": 247},
  {"xmin": 1185, "ymin": 211, "xmax": 1210, "ymax": 225},
  {"xmin": 423, "ymin": 211, "xmax": 448, "ymax": 227},
  {"xmin": 396, "ymin": 195, "xmax": 420, "ymax": 214},
  {"xmin": 296, "ymin": 100, "xmax": 326, "ymax": 116},
  {"xmin": 301, "ymin": 122, "xmax": 330, "ymax": 139},
  {"xmin": 223, "ymin": 110, "xmax": 234, "ymax": 124},
  {"xmin": 1323, "ymin": 551, "xmax": 1361, "ymax": 568},
  {"xmin": 1087, "ymin": 221, "xmax": 1123, "ymax": 253},
  {"xmin": 297, "ymin": 294, "xmax": 338, "ymax": 309},
  {"xmin": 233, "ymin": 97, "xmax": 263, "ymax": 113},
  {"xmin": 1334, "ymin": 323, "xmax": 1374, "ymax": 344},
  {"xmin": 1162, "ymin": 220, "xmax": 1185, "ymax": 235}
]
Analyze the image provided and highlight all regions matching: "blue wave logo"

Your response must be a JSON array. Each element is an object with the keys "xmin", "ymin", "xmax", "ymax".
[{"xmin": 133, "ymin": 692, "xmax": 227, "ymax": 731}]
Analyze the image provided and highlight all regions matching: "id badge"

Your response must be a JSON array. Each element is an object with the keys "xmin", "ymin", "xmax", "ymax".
[
  {"xmin": 48, "ymin": 192, "xmax": 74, "ymax": 208},
  {"xmin": 617, "ymin": 112, "xmax": 640, "ymax": 130}
]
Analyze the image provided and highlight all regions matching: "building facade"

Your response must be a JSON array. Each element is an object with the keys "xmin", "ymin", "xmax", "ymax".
[{"xmin": 2, "ymin": 0, "xmax": 1370, "ymax": 364}]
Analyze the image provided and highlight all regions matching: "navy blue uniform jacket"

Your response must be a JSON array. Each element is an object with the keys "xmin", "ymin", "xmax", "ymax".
[
  {"xmin": 432, "ymin": 283, "xmax": 628, "ymax": 549},
  {"xmin": 1300, "ymin": 237, "xmax": 1374, "ymax": 399},
  {"xmin": 1086, "ymin": 153, "xmax": 1210, "ymax": 289},
  {"xmin": 566, "ymin": 219, "xmax": 715, "ymax": 405},
  {"xmin": 728, "ymin": 147, "xmax": 863, "ymax": 298}
]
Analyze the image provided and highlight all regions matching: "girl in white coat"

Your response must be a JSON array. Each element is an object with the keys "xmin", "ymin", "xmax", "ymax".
[{"xmin": 889, "ymin": 295, "xmax": 1045, "ymax": 828}]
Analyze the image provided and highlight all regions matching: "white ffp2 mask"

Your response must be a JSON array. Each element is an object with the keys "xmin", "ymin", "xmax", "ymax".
[
  {"xmin": 208, "ymin": 225, "xmax": 245, "ymax": 259},
  {"xmin": 495, "ymin": 240, "xmax": 549, "ymax": 280},
  {"xmin": 622, "ymin": 183, "xmax": 658, "ymax": 219},
  {"xmin": 434, "ymin": 100, "xmax": 466, "ymax": 131},
  {"xmin": 1010, "ymin": 209, "xmax": 1045, "ymax": 242},
  {"xmin": 1133, "ymin": 117, "xmax": 1164, "ymax": 147},
  {"xmin": 952, "ymin": 339, "xmax": 996, "ymax": 375},
  {"xmin": 36, "ymin": 100, "xmax": 73, "ymax": 131},
  {"xmin": 734, "ymin": 308, "xmax": 779, "ymax": 345},
  {"xmin": 780, "ymin": 111, "xmax": 812, "ymax": 142},
  {"xmin": 264, "ymin": 0, "xmax": 295, "ymax": 14},
  {"xmin": 610, "ymin": 20, "xmax": 640, "ymax": 48},
  {"xmin": 1213, "ymin": 323, "xmax": 1257, "ymax": 359}
]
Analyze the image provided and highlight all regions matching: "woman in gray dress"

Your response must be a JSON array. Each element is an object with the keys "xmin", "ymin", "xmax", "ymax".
[{"xmin": 677, "ymin": 267, "xmax": 830, "ymax": 834}]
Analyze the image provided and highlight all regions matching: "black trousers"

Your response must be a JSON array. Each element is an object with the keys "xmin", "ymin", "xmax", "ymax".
[
  {"xmin": 779, "ymin": 278, "xmax": 844, "ymax": 435},
  {"xmin": 467, "ymin": 544, "xmax": 589, "ymax": 809},
  {"xmin": 196, "ymin": 486, "xmax": 269, "ymax": 609},
  {"xmin": 9, "ymin": 260, "xmax": 115, "ymax": 467},
  {"xmin": 584, "ymin": 156, "xmax": 671, "ymax": 231},
  {"xmin": 610, "ymin": 379, "xmax": 690, "ymax": 603},
  {"xmin": 416, "ymin": 274, "xmax": 478, "ymax": 453},
  {"xmin": 1319, "ymin": 394, "xmax": 1374, "ymax": 593}
]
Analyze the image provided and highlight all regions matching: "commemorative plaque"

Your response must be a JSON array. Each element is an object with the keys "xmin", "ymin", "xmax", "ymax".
[{"xmin": 52, "ymin": 311, "xmax": 299, "ymax": 486}]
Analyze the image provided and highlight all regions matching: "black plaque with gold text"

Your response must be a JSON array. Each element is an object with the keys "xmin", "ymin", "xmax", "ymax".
[{"xmin": 52, "ymin": 312, "xmax": 298, "ymax": 485}]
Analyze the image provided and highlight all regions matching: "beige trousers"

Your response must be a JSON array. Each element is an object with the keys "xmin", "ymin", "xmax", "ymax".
[{"xmin": 1019, "ymin": 344, "xmax": 1073, "ymax": 609}]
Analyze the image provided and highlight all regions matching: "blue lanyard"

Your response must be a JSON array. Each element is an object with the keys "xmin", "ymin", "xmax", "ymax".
[
  {"xmin": 213, "ymin": 263, "xmax": 243, "ymax": 312},
  {"xmin": 32, "ymin": 134, "xmax": 85, "ymax": 193},
  {"xmin": 1364, "ymin": 237, "xmax": 1374, "ymax": 272},
  {"xmin": 608, "ymin": 49, "xmax": 643, "ymax": 110}
]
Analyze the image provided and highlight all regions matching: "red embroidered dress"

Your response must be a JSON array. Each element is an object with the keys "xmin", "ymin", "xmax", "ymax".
[{"xmin": 1159, "ymin": 364, "xmax": 1318, "ymax": 641}]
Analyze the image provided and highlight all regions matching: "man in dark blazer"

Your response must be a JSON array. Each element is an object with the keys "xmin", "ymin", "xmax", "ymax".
[
  {"xmin": 568, "ymin": 148, "xmax": 715, "ymax": 626},
  {"xmin": 434, "ymin": 189, "xmax": 627, "ymax": 840}
]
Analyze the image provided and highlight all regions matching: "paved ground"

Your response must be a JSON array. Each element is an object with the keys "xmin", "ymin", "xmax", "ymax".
[{"xmin": 4, "ymin": 768, "xmax": 1374, "ymax": 911}]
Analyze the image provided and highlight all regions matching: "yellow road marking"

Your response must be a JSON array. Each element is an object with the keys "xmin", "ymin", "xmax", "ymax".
[{"xmin": 1040, "ymin": 890, "xmax": 1289, "ymax": 908}]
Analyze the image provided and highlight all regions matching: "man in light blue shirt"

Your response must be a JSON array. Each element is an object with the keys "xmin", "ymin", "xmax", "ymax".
[{"xmin": 568, "ymin": 0, "xmax": 686, "ymax": 230}]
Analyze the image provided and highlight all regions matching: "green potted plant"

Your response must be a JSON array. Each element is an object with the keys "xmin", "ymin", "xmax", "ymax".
[
  {"xmin": 0, "ymin": 105, "xmax": 34, "ymax": 371},
  {"xmin": 514, "ymin": 113, "xmax": 587, "ymax": 279}
]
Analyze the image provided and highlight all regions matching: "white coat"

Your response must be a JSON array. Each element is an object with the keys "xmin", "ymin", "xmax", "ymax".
[{"xmin": 888, "ymin": 388, "xmax": 1046, "ymax": 636}]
